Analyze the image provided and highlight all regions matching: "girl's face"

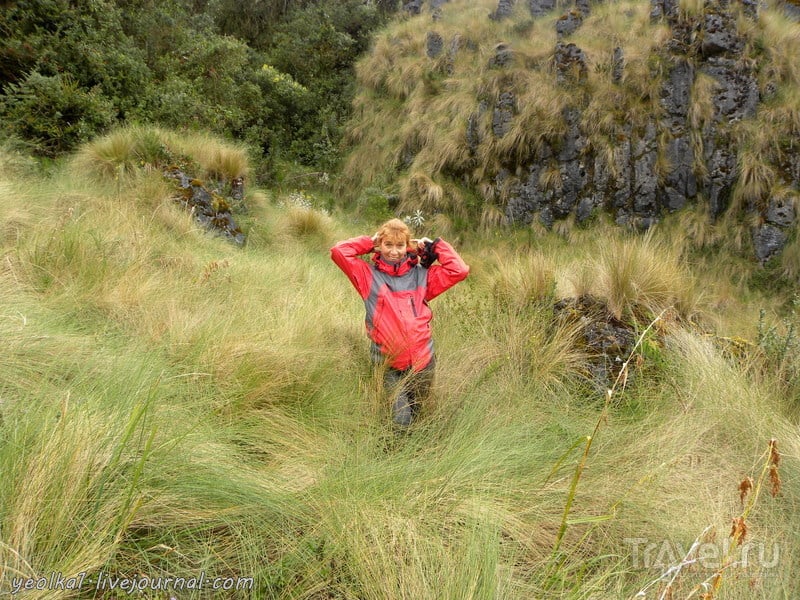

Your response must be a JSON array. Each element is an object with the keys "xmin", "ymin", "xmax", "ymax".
[{"xmin": 378, "ymin": 235, "xmax": 408, "ymax": 263}]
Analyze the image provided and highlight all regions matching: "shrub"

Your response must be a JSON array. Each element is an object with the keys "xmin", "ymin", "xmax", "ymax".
[
  {"xmin": 354, "ymin": 188, "xmax": 395, "ymax": 226},
  {"xmin": 1, "ymin": 72, "xmax": 115, "ymax": 157}
]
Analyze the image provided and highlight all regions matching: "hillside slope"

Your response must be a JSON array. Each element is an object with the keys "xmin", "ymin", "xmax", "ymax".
[{"xmin": 342, "ymin": 0, "xmax": 800, "ymax": 268}]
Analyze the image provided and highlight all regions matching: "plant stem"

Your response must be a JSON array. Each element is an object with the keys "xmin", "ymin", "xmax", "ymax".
[{"xmin": 550, "ymin": 308, "xmax": 670, "ymax": 558}]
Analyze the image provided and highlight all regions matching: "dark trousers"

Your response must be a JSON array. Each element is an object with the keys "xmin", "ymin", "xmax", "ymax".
[{"xmin": 380, "ymin": 356, "xmax": 436, "ymax": 428}]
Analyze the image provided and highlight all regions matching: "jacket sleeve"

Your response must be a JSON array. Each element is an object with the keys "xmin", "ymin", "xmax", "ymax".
[
  {"xmin": 425, "ymin": 239, "xmax": 469, "ymax": 301},
  {"xmin": 330, "ymin": 235, "xmax": 376, "ymax": 300}
]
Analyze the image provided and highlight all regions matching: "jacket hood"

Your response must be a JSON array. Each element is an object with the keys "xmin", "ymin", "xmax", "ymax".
[{"xmin": 372, "ymin": 252, "xmax": 418, "ymax": 276}]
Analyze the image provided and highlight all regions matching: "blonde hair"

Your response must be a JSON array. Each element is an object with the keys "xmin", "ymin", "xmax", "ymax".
[{"xmin": 376, "ymin": 218, "xmax": 411, "ymax": 245}]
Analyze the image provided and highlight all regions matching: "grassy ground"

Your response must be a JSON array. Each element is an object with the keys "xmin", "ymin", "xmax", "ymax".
[{"xmin": 0, "ymin": 132, "xmax": 798, "ymax": 599}]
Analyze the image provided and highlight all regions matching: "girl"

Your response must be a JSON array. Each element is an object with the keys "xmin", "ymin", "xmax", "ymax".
[{"xmin": 331, "ymin": 218, "xmax": 469, "ymax": 427}]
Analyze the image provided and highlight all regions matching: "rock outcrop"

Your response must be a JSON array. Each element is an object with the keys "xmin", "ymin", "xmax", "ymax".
[
  {"xmin": 500, "ymin": 0, "xmax": 795, "ymax": 261},
  {"xmin": 166, "ymin": 168, "xmax": 246, "ymax": 246},
  {"xmin": 554, "ymin": 295, "xmax": 640, "ymax": 389},
  {"xmin": 349, "ymin": 0, "xmax": 800, "ymax": 263}
]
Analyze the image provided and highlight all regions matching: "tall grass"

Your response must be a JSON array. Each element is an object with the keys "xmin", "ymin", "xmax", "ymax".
[
  {"xmin": 594, "ymin": 231, "xmax": 702, "ymax": 321},
  {"xmin": 72, "ymin": 126, "xmax": 250, "ymax": 184},
  {"xmin": 1, "ymin": 142, "xmax": 799, "ymax": 598}
]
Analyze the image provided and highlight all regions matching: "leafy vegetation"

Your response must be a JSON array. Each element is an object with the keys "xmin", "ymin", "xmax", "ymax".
[{"xmin": 0, "ymin": 0, "xmax": 395, "ymax": 171}]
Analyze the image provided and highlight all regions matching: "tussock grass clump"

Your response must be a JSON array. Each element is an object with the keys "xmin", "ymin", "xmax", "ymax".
[
  {"xmin": 171, "ymin": 131, "xmax": 250, "ymax": 182},
  {"xmin": 488, "ymin": 250, "xmax": 556, "ymax": 314},
  {"xmin": 733, "ymin": 147, "xmax": 777, "ymax": 211},
  {"xmin": 72, "ymin": 125, "xmax": 175, "ymax": 180},
  {"xmin": 72, "ymin": 125, "xmax": 250, "ymax": 184},
  {"xmin": 557, "ymin": 229, "xmax": 703, "ymax": 323},
  {"xmin": 758, "ymin": 6, "xmax": 800, "ymax": 88},
  {"xmin": 401, "ymin": 171, "xmax": 445, "ymax": 210},
  {"xmin": 592, "ymin": 232, "xmax": 702, "ymax": 321},
  {"xmin": 283, "ymin": 206, "xmax": 334, "ymax": 240},
  {"xmin": 271, "ymin": 191, "xmax": 336, "ymax": 243},
  {"xmin": 758, "ymin": 85, "xmax": 800, "ymax": 138},
  {"xmin": 689, "ymin": 71, "xmax": 717, "ymax": 178},
  {"xmin": 435, "ymin": 250, "xmax": 589, "ymax": 395},
  {"xmin": 666, "ymin": 201, "xmax": 730, "ymax": 254}
]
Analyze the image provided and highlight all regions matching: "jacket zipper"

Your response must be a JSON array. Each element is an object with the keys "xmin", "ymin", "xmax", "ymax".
[{"xmin": 409, "ymin": 296, "xmax": 418, "ymax": 317}]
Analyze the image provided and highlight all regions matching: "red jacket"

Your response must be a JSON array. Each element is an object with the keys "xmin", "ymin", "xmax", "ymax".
[{"xmin": 331, "ymin": 235, "xmax": 469, "ymax": 371}]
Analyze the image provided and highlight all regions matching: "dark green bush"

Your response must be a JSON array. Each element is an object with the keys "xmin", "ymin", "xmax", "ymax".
[
  {"xmin": 0, "ymin": 0, "xmax": 395, "ymax": 165},
  {"xmin": 1, "ymin": 72, "xmax": 115, "ymax": 156}
]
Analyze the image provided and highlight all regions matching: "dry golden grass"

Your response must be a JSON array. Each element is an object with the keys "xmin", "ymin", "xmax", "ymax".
[
  {"xmin": 582, "ymin": 85, "xmax": 631, "ymax": 140},
  {"xmin": 401, "ymin": 172, "xmax": 445, "ymax": 209},
  {"xmin": 488, "ymin": 250, "xmax": 556, "ymax": 313},
  {"xmin": 282, "ymin": 206, "xmax": 334, "ymax": 240},
  {"xmin": 758, "ymin": 7, "xmax": 800, "ymax": 87},
  {"xmin": 689, "ymin": 72, "xmax": 717, "ymax": 180},
  {"xmin": 584, "ymin": 231, "xmax": 703, "ymax": 321},
  {"xmin": 576, "ymin": 0, "xmax": 669, "ymax": 137},
  {"xmin": 401, "ymin": 88, "xmax": 477, "ymax": 174},
  {"xmin": 479, "ymin": 203, "xmax": 506, "ymax": 230},
  {"xmin": 679, "ymin": 0, "xmax": 705, "ymax": 17},
  {"xmin": 340, "ymin": 95, "xmax": 407, "ymax": 190},
  {"xmin": 500, "ymin": 76, "xmax": 570, "ymax": 162},
  {"xmin": 5, "ymin": 139, "xmax": 800, "ymax": 598},
  {"xmin": 72, "ymin": 128, "xmax": 141, "ymax": 179},
  {"xmin": 359, "ymin": 20, "xmax": 431, "ymax": 98},
  {"xmin": 733, "ymin": 150, "xmax": 776, "ymax": 211},
  {"xmin": 170, "ymin": 132, "xmax": 250, "ymax": 182},
  {"xmin": 689, "ymin": 72, "xmax": 717, "ymax": 131},
  {"xmin": 341, "ymin": 0, "xmax": 800, "ymax": 260},
  {"xmin": 343, "ymin": 0, "xmax": 563, "ymax": 205},
  {"xmin": 758, "ymin": 85, "xmax": 800, "ymax": 141},
  {"xmin": 342, "ymin": 0, "xmax": 681, "ymax": 221},
  {"xmin": 538, "ymin": 162, "xmax": 562, "ymax": 192},
  {"xmin": 671, "ymin": 202, "xmax": 718, "ymax": 252},
  {"xmin": 73, "ymin": 126, "xmax": 250, "ymax": 185}
]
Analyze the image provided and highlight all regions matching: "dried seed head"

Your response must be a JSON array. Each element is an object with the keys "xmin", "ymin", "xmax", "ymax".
[
  {"xmin": 730, "ymin": 517, "xmax": 748, "ymax": 546},
  {"xmin": 769, "ymin": 439, "xmax": 780, "ymax": 467},
  {"xmin": 769, "ymin": 464, "xmax": 782, "ymax": 497},
  {"xmin": 738, "ymin": 477, "xmax": 753, "ymax": 504}
]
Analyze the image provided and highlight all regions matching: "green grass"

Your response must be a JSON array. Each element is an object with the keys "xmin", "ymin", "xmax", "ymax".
[{"xmin": 1, "ymin": 135, "xmax": 799, "ymax": 599}]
